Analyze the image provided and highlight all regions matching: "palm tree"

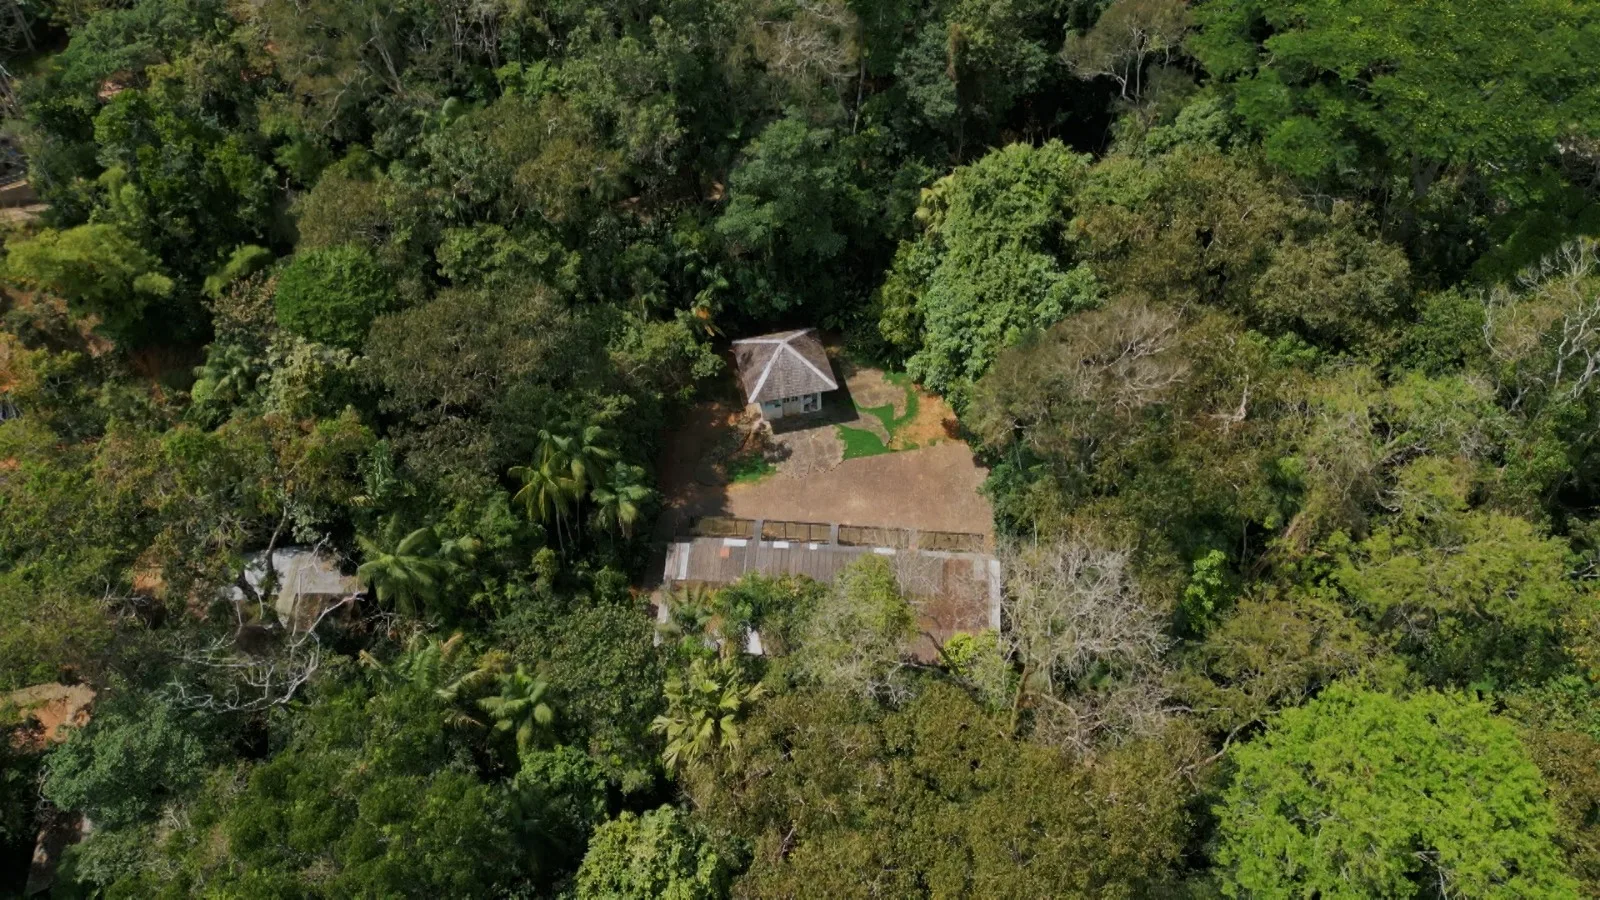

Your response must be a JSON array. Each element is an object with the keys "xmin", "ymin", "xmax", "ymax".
[
  {"xmin": 189, "ymin": 342, "xmax": 262, "ymax": 422},
  {"xmin": 591, "ymin": 463, "xmax": 653, "ymax": 538},
  {"xmin": 356, "ymin": 520, "xmax": 449, "ymax": 619},
  {"xmin": 564, "ymin": 424, "xmax": 617, "ymax": 494},
  {"xmin": 651, "ymin": 657, "xmax": 765, "ymax": 773},
  {"xmin": 656, "ymin": 584, "xmax": 719, "ymax": 646},
  {"xmin": 509, "ymin": 458, "xmax": 577, "ymax": 550},
  {"xmin": 399, "ymin": 633, "xmax": 494, "ymax": 698},
  {"xmin": 477, "ymin": 664, "xmax": 557, "ymax": 754},
  {"xmin": 510, "ymin": 424, "xmax": 620, "ymax": 550},
  {"xmin": 360, "ymin": 631, "xmax": 497, "ymax": 729},
  {"xmin": 534, "ymin": 428, "xmax": 570, "ymax": 462},
  {"xmin": 438, "ymin": 533, "xmax": 483, "ymax": 568}
]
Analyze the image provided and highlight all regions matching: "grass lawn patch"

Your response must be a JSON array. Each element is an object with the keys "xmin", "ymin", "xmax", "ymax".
[
  {"xmin": 837, "ymin": 425, "xmax": 891, "ymax": 459},
  {"xmin": 851, "ymin": 373, "xmax": 922, "ymax": 453},
  {"xmin": 857, "ymin": 401, "xmax": 896, "ymax": 432},
  {"xmin": 727, "ymin": 451, "xmax": 776, "ymax": 484}
]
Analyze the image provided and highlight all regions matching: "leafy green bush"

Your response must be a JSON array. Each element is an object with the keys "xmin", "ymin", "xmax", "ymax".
[
  {"xmin": 1217, "ymin": 684, "xmax": 1575, "ymax": 896},
  {"xmin": 203, "ymin": 244, "xmax": 275, "ymax": 298},
  {"xmin": 273, "ymin": 244, "xmax": 394, "ymax": 348},
  {"xmin": 577, "ymin": 806, "xmax": 737, "ymax": 900},
  {"xmin": 42, "ymin": 695, "xmax": 211, "ymax": 829},
  {"xmin": 1179, "ymin": 549, "xmax": 1230, "ymax": 636}
]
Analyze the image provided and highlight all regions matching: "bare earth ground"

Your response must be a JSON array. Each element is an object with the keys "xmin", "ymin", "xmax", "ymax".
[
  {"xmin": 721, "ymin": 440, "xmax": 992, "ymax": 533},
  {"xmin": 656, "ymin": 398, "xmax": 993, "ymax": 539},
  {"xmin": 836, "ymin": 360, "xmax": 959, "ymax": 450},
  {"xmin": 5, "ymin": 683, "xmax": 95, "ymax": 751}
]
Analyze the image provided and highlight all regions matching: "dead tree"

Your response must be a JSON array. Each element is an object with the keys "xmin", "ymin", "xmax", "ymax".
[
  {"xmin": 1484, "ymin": 238, "xmax": 1600, "ymax": 414},
  {"xmin": 1061, "ymin": 0, "xmax": 1191, "ymax": 101},
  {"xmin": 166, "ymin": 590, "xmax": 358, "ymax": 713},
  {"xmin": 999, "ymin": 536, "xmax": 1171, "ymax": 751}
]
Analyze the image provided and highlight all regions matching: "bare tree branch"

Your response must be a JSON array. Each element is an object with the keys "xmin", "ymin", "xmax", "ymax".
[{"xmin": 999, "ymin": 535, "xmax": 1171, "ymax": 751}]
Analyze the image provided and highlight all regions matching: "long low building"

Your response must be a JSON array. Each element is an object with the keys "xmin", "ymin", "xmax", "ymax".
[{"xmin": 660, "ymin": 524, "xmax": 1001, "ymax": 660}]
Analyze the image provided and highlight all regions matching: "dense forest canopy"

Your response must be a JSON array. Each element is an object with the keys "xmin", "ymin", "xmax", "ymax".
[{"xmin": 1, "ymin": 0, "xmax": 1600, "ymax": 895}]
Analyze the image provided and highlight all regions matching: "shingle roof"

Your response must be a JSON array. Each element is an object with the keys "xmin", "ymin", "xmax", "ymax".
[{"xmin": 731, "ymin": 329, "xmax": 838, "ymax": 404}]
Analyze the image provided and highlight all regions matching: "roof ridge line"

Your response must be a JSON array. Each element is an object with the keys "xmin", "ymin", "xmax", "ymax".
[
  {"xmin": 748, "ymin": 343, "xmax": 781, "ymax": 401},
  {"xmin": 782, "ymin": 342, "xmax": 837, "ymax": 390},
  {"xmin": 733, "ymin": 330, "xmax": 807, "ymax": 345}
]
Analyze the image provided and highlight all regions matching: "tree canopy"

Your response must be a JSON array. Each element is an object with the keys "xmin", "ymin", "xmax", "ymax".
[
  {"xmin": 1216, "ymin": 684, "xmax": 1576, "ymax": 898},
  {"xmin": 2, "ymin": 0, "xmax": 1599, "ymax": 893}
]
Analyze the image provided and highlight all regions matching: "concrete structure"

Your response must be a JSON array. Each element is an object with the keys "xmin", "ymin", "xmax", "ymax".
[
  {"xmin": 231, "ymin": 547, "xmax": 362, "ymax": 625},
  {"xmin": 732, "ymin": 329, "xmax": 838, "ymax": 421}
]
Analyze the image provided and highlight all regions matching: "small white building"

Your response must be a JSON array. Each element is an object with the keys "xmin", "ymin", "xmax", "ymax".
[
  {"xmin": 231, "ymin": 547, "xmax": 362, "ymax": 625},
  {"xmin": 732, "ymin": 328, "xmax": 838, "ymax": 421}
]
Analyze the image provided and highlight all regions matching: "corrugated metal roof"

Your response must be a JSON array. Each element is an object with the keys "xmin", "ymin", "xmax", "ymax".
[
  {"xmin": 732, "ymin": 329, "xmax": 838, "ymax": 403},
  {"xmin": 661, "ymin": 536, "xmax": 1002, "ymax": 659}
]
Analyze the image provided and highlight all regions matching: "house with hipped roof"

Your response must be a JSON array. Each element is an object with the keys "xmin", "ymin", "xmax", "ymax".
[{"xmin": 731, "ymin": 328, "xmax": 838, "ymax": 421}]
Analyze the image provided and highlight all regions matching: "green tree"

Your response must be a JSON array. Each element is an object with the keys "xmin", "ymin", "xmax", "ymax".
[
  {"xmin": 356, "ymin": 521, "xmax": 449, "ymax": 619},
  {"xmin": 364, "ymin": 285, "xmax": 591, "ymax": 484},
  {"xmin": 878, "ymin": 140, "xmax": 1100, "ymax": 398},
  {"xmin": 0, "ymin": 571, "xmax": 115, "ymax": 692},
  {"xmin": 90, "ymin": 81, "xmax": 278, "ymax": 274},
  {"xmin": 17, "ymin": 0, "xmax": 279, "ymax": 269},
  {"xmin": 477, "ymin": 664, "xmax": 557, "ymax": 755},
  {"xmin": 2, "ymin": 223, "xmax": 173, "ymax": 340},
  {"xmin": 716, "ymin": 115, "xmax": 873, "ymax": 314},
  {"xmin": 1191, "ymin": 0, "xmax": 1600, "ymax": 216},
  {"xmin": 699, "ymin": 683, "xmax": 1197, "ymax": 896},
  {"xmin": 1079, "ymin": 149, "xmax": 1410, "ymax": 352},
  {"xmin": 1331, "ymin": 459, "xmax": 1591, "ymax": 685},
  {"xmin": 577, "ymin": 806, "xmax": 737, "ymax": 900},
  {"xmin": 512, "ymin": 744, "xmax": 609, "ymax": 872},
  {"xmin": 1061, "ymin": 0, "xmax": 1191, "ymax": 102},
  {"xmin": 119, "ymin": 680, "xmax": 523, "ymax": 897},
  {"xmin": 892, "ymin": 0, "xmax": 1056, "ymax": 158},
  {"xmin": 1173, "ymin": 589, "xmax": 1398, "ymax": 735},
  {"xmin": 792, "ymin": 554, "xmax": 917, "ymax": 701},
  {"xmin": 1216, "ymin": 683, "xmax": 1576, "ymax": 897},
  {"xmin": 1505, "ymin": 677, "xmax": 1600, "ymax": 894},
  {"xmin": 494, "ymin": 599, "xmax": 668, "ymax": 790},
  {"xmin": 1480, "ymin": 239, "xmax": 1600, "ymax": 507},
  {"xmin": 410, "ymin": 94, "xmax": 624, "ymax": 227},
  {"xmin": 967, "ymin": 299, "xmax": 1287, "ymax": 557},
  {"xmin": 42, "ymin": 695, "xmax": 210, "ymax": 829},
  {"xmin": 1178, "ymin": 548, "xmax": 1230, "ymax": 636},
  {"xmin": 273, "ymin": 244, "xmax": 394, "ymax": 348},
  {"xmin": 652, "ymin": 657, "xmax": 765, "ymax": 774}
]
